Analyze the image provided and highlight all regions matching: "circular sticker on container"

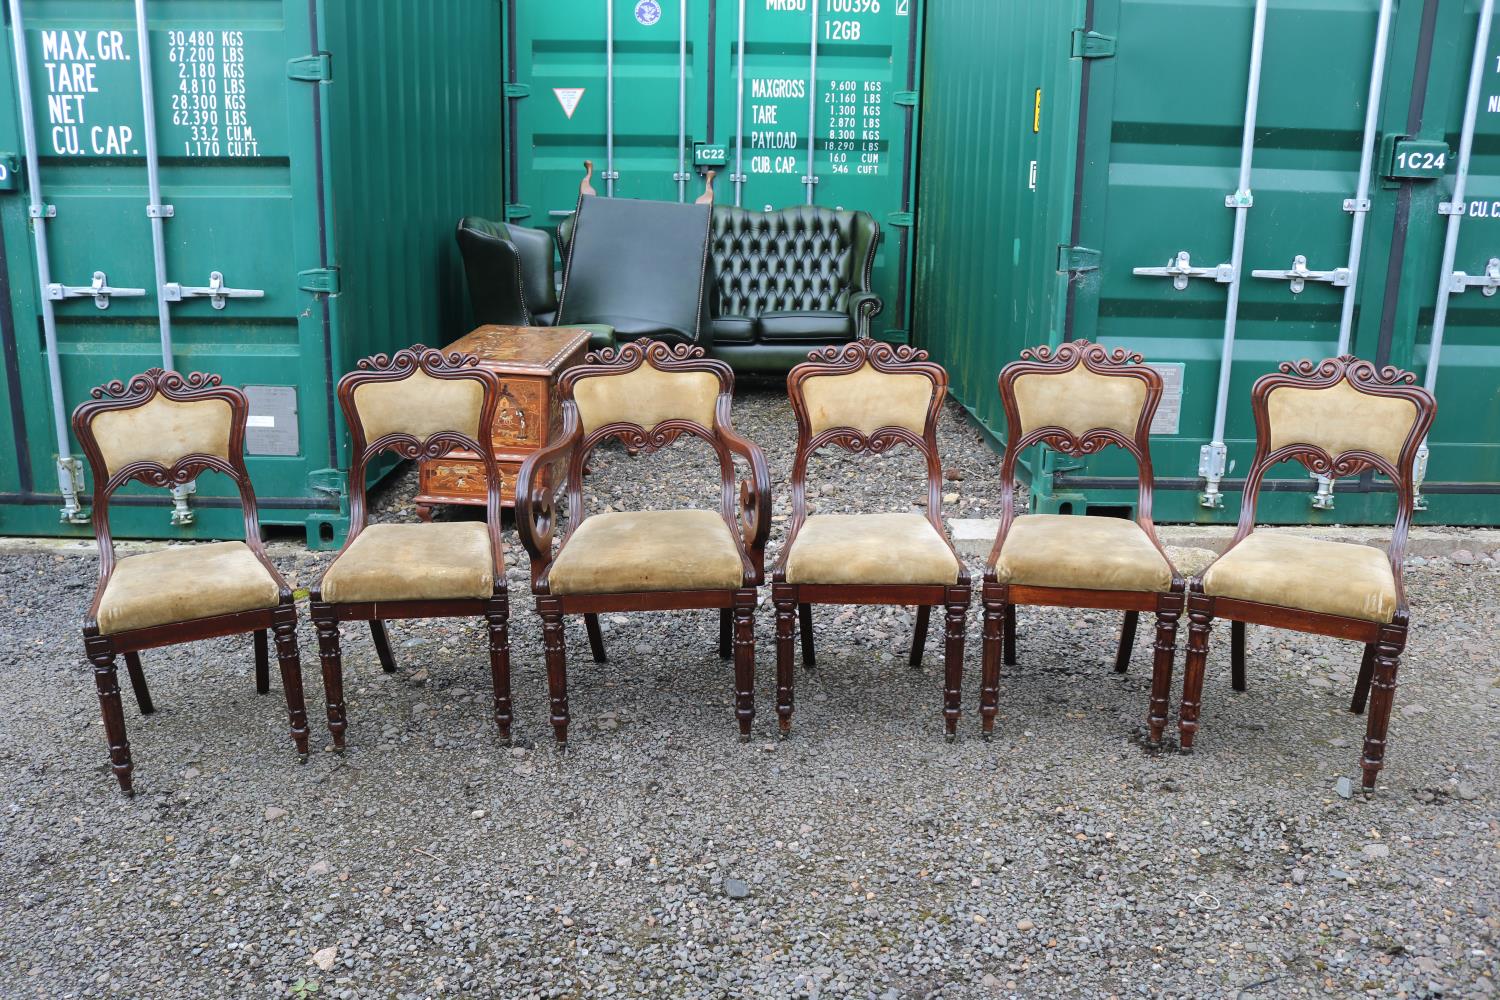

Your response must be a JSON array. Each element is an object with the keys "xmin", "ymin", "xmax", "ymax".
[{"xmin": 634, "ymin": 0, "xmax": 662, "ymax": 26}]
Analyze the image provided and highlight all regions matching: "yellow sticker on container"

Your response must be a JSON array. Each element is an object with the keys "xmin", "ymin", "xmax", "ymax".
[{"xmin": 1033, "ymin": 88, "xmax": 1042, "ymax": 133}]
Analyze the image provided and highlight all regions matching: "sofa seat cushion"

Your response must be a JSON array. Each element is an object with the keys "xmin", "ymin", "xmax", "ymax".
[
  {"xmin": 757, "ymin": 310, "xmax": 854, "ymax": 343},
  {"xmin": 98, "ymin": 541, "xmax": 281, "ymax": 635},
  {"xmin": 550, "ymin": 509, "xmax": 745, "ymax": 595},
  {"xmin": 785, "ymin": 513, "xmax": 959, "ymax": 587},
  {"xmin": 1202, "ymin": 532, "xmax": 1397, "ymax": 623},
  {"xmin": 992, "ymin": 514, "xmax": 1173, "ymax": 593},
  {"xmin": 712, "ymin": 316, "xmax": 757, "ymax": 345},
  {"xmin": 321, "ymin": 522, "xmax": 495, "ymax": 604}
]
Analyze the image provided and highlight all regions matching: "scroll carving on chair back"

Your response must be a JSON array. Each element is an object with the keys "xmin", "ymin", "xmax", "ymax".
[
  {"xmin": 351, "ymin": 367, "xmax": 487, "ymax": 445},
  {"xmin": 994, "ymin": 341, "xmax": 1165, "ymax": 546},
  {"xmin": 783, "ymin": 340, "xmax": 950, "ymax": 551},
  {"xmin": 1264, "ymin": 366, "xmax": 1422, "ymax": 471},
  {"xmin": 1238, "ymin": 356, "xmax": 1436, "ymax": 542},
  {"xmin": 570, "ymin": 346, "xmax": 720, "ymax": 439},
  {"xmin": 338, "ymin": 346, "xmax": 503, "ymax": 540},
  {"xmin": 91, "ymin": 388, "xmax": 234, "ymax": 478},
  {"xmin": 71, "ymin": 367, "xmax": 271, "ymax": 591}
]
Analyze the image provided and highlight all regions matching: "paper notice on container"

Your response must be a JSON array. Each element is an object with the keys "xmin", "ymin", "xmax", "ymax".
[
  {"xmin": 1148, "ymin": 363, "xmax": 1185, "ymax": 436},
  {"xmin": 554, "ymin": 88, "xmax": 585, "ymax": 119}
]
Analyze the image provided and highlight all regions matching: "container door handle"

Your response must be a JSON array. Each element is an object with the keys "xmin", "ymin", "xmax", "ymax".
[
  {"xmin": 1250, "ymin": 255, "xmax": 1351, "ymax": 294},
  {"xmin": 1448, "ymin": 257, "xmax": 1500, "ymax": 297},
  {"xmin": 163, "ymin": 271, "xmax": 266, "ymax": 310},
  {"xmin": 46, "ymin": 271, "xmax": 147, "ymax": 310},
  {"xmin": 1132, "ymin": 251, "xmax": 1234, "ymax": 291}
]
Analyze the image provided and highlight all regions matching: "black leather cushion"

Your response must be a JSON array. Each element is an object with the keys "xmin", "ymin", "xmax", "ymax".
[
  {"xmin": 757, "ymin": 310, "xmax": 855, "ymax": 343},
  {"xmin": 556, "ymin": 196, "xmax": 712, "ymax": 344},
  {"xmin": 712, "ymin": 316, "xmax": 757, "ymax": 344},
  {"xmin": 711, "ymin": 205, "xmax": 865, "ymax": 319},
  {"xmin": 456, "ymin": 217, "xmax": 557, "ymax": 325}
]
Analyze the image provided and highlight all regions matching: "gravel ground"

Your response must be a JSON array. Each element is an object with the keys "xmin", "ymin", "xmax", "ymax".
[{"xmin": 1, "ymin": 383, "xmax": 1497, "ymax": 999}]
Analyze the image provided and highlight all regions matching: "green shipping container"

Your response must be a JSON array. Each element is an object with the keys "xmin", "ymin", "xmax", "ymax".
[
  {"xmin": 503, "ymin": 0, "xmax": 924, "ymax": 343},
  {"xmin": 916, "ymin": 0, "xmax": 1500, "ymax": 525},
  {"xmin": 0, "ymin": 0, "xmax": 503, "ymax": 546}
]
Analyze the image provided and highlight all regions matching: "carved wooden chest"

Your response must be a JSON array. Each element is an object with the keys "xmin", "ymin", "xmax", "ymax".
[{"xmin": 415, "ymin": 325, "xmax": 591, "ymax": 516}]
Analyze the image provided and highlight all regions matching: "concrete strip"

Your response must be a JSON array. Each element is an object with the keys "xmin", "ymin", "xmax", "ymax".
[{"xmin": 949, "ymin": 518, "xmax": 1500, "ymax": 562}]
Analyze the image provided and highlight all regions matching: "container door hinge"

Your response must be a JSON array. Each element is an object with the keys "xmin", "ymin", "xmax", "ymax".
[
  {"xmin": 287, "ymin": 53, "xmax": 332, "ymax": 82},
  {"xmin": 1449, "ymin": 257, "xmax": 1500, "ymax": 296},
  {"xmin": 505, "ymin": 204, "xmax": 533, "ymax": 221},
  {"xmin": 1072, "ymin": 30, "xmax": 1116, "ymax": 59},
  {"xmin": 504, "ymin": 83, "xmax": 531, "ymax": 99},
  {"xmin": 298, "ymin": 267, "xmax": 341, "ymax": 294},
  {"xmin": 885, "ymin": 211, "xmax": 914, "ymax": 228},
  {"xmin": 893, "ymin": 91, "xmax": 918, "ymax": 108},
  {"xmin": 1058, "ymin": 245, "xmax": 1101, "ymax": 273},
  {"xmin": 308, "ymin": 468, "xmax": 347, "ymax": 497}
]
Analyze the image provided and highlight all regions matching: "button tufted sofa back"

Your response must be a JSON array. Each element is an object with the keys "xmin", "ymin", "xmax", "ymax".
[{"xmin": 710, "ymin": 205, "xmax": 872, "ymax": 319}]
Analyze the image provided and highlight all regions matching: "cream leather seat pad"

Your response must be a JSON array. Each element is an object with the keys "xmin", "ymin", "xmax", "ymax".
[
  {"xmin": 97, "ymin": 541, "xmax": 280, "ymax": 635},
  {"xmin": 785, "ymin": 512, "xmax": 960, "ymax": 587},
  {"xmin": 1203, "ymin": 532, "xmax": 1397, "ymax": 623},
  {"xmin": 321, "ymin": 522, "xmax": 495, "ymax": 603},
  {"xmin": 993, "ymin": 514, "xmax": 1173, "ymax": 593},
  {"xmin": 549, "ymin": 509, "xmax": 744, "ymax": 595}
]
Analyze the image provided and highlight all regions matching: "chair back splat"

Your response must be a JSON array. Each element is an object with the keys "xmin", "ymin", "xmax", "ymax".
[
  {"xmin": 992, "ymin": 340, "xmax": 1165, "ymax": 556},
  {"xmin": 337, "ymin": 346, "xmax": 504, "ymax": 551},
  {"xmin": 1237, "ymin": 355, "xmax": 1436, "ymax": 559},
  {"xmin": 780, "ymin": 339, "xmax": 950, "ymax": 561},
  {"xmin": 73, "ymin": 368, "xmax": 279, "ymax": 595}
]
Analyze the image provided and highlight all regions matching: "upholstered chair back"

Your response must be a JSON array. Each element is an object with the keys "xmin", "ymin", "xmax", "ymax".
[
  {"xmin": 798, "ymin": 358, "xmax": 937, "ymax": 438},
  {"xmin": 90, "ymin": 389, "xmax": 235, "ymax": 477},
  {"xmin": 337, "ymin": 347, "xmax": 502, "ymax": 537},
  {"xmin": 71, "ymin": 368, "xmax": 270, "ymax": 582},
  {"xmin": 1011, "ymin": 363, "xmax": 1150, "ymax": 440},
  {"xmin": 1264, "ymin": 376, "xmax": 1420, "ymax": 469},
  {"xmin": 572, "ymin": 361, "xmax": 720, "ymax": 436},
  {"xmin": 349, "ymin": 367, "xmax": 487, "ymax": 445}
]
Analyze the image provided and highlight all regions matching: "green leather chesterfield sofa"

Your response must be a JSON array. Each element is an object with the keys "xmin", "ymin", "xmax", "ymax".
[
  {"xmin": 459, "ymin": 203, "xmax": 881, "ymax": 373},
  {"xmin": 701, "ymin": 204, "xmax": 882, "ymax": 373}
]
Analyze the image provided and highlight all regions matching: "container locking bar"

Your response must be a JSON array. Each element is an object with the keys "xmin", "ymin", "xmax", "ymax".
[
  {"xmin": 164, "ymin": 271, "xmax": 266, "ymax": 310},
  {"xmin": 46, "ymin": 271, "xmax": 147, "ymax": 310},
  {"xmin": 1251, "ymin": 255, "xmax": 1351, "ymax": 295},
  {"xmin": 1448, "ymin": 257, "xmax": 1500, "ymax": 296},
  {"xmin": 1132, "ymin": 251, "xmax": 1234, "ymax": 291},
  {"xmin": 9, "ymin": 0, "xmax": 85, "ymax": 522}
]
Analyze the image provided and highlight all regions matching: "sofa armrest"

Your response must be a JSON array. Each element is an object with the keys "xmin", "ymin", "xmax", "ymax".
[{"xmin": 849, "ymin": 291, "xmax": 884, "ymax": 339}]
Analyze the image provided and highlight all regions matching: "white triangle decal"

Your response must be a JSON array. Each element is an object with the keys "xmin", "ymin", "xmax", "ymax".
[{"xmin": 553, "ymin": 87, "xmax": 585, "ymax": 120}]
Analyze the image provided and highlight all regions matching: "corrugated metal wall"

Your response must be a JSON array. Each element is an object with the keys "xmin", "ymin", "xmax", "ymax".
[{"xmin": 912, "ymin": 0, "xmax": 1083, "ymax": 453}]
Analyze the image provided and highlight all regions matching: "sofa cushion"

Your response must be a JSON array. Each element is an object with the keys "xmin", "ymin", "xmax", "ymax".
[
  {"xmin": 321, "ymin": 522, "xmax": 495, "ymax": 604},
  {"xmin": 1202, "ymin": 532, "xmax": 1397, "ymax": 623},
  {"xmin": 549, "ymin": 510, "xmax": 745, "ymax": 595},
  {"xmin": 712, "ymin": 316, "xmax": 757, "ymax": 345},
  {"xmin": 785, "ymin": 513, "xmax": 959, "ymax": 587},
  {"xmin": 97, "ymin": 541, "xmax": 281, "ymax": 635},
  {"xmin": 992, "ymin": 514, "xmax": 1173, "ymax": 593},
  {"xmin": 757, "ymin": 310, "xmax": 855, "ymax": 343}
]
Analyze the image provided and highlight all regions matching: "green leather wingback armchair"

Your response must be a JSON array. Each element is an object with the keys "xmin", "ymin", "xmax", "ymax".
[{"xmin": 557, "ymin": 204, "xmax": 882, "ymax": 372}]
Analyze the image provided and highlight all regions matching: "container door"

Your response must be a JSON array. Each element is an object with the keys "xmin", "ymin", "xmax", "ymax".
[
  {"xmin": 505, "ymin": 0, "xmax": 922, "ymax": 343},
  {"xmin": 0, "ymin": 0, "xmax": 335, "ymax": 539},
  {"xmin": 1405, "ymin": 3, "xmax": 1500, "ymax": 504},
  {"xmin": 1059, "ymin": 0, "xmax": 1494, "ymax": 524}
]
